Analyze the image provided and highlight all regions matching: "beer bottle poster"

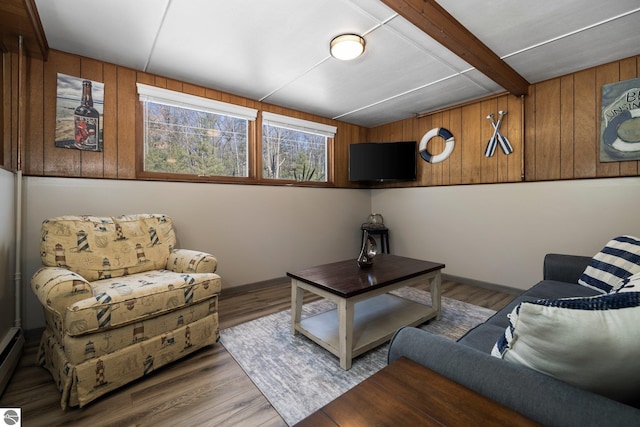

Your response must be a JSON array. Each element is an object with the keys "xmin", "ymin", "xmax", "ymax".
[
  {"xmin": 600, "ymin": 77, "xmax": 640, "ymax": 162},
  {"xmin": 55, "ymin": 73, "xmax": 104, "ymax": 151}
]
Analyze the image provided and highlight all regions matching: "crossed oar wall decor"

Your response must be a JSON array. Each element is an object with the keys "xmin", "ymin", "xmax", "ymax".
[
  {"xmin": 485, "ymin": 110, "xmax": 513, "ymax": 157},
  {"xmin": 419, "ymin": 109, "xmax": 515, "ymax": 164}
]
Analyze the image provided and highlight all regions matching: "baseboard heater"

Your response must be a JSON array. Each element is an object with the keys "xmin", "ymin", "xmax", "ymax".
[{"xmin": 0, "ymin": 327, "xmax": 24, "ymax": 396}]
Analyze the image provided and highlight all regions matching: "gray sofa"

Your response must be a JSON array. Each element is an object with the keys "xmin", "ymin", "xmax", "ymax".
[{"xmin": 388, "ymin": 254, "xmax": 640, "ymax": 426}]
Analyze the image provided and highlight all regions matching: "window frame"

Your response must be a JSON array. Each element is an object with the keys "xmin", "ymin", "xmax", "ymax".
[
  {"xmin": 135, "ymin": 84, "xmax": 337, "ymax": 187},
  {"xmin": 136, "ymin": 83, "xmax": 258, "ymax": 183},
  {"xmin": 259, "ymin": 112, "xmax": 337, "ymax": 185}
]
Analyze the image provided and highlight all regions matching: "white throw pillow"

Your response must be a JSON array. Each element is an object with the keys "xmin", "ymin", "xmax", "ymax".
[
  {"xmin": 491, "ymin": 291, "xmax": 640, "ymax": 403},
  {"xmin": 578, "ymin": 235, "xmax": 640, "ymax": 293}
]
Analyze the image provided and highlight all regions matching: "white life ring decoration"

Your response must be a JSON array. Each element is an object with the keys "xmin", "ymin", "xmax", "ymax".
[
  {"xmin": 419, "ymin": 127, "xmax": 455, "ymax": 163},
  {"xmin": 603, "ymin": 108, "xmax": 640, "ymax": 152}
]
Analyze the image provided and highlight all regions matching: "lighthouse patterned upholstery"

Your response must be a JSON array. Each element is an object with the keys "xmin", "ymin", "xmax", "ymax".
[{"xmin": 31, "ymin": 214, "xmax": 221, "ymax": 409}]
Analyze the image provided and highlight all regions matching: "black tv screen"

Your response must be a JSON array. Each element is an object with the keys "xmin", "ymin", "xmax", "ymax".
[{"xmin": 349, "ymin": 141, "xmax": 417, "ymax": 182}]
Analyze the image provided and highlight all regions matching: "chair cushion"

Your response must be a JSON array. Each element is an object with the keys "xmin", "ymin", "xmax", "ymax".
[
  {"xmin": 41, "ymin": 214, "xmax": 177, "ymax": 281},
  {"xmin": 64, "ymin": 270, "xmax": 221, "ymax": 336},
  {"xmin": 491, "ymin": 288, "xmax": 640, "ymax": 403},
  {"xmin": 578, "ymin": 235, "xmax": 640, "ymax": 293}
]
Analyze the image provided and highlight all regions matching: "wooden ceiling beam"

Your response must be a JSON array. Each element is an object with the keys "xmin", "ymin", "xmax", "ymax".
[{"xmin": 381, "ymin": 0, "xmax": 530, "ymax": 96}]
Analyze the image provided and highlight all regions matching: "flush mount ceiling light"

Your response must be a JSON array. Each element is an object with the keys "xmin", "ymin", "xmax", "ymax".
[{"xmin": 330, "ymin": 34, "xmax": 365, "ymax": 60}]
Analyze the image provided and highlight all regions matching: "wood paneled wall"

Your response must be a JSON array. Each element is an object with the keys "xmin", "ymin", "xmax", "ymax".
[
  {"xmin": 1, "ymin": 53, "xmax": 5, "ymax": 168},
  {"xmin": 2, "ymin": 50, "xmax": 17, "ymax": 170},
  {"xmin": 369, "ymin": 54, "xmax": 640, "ymax": 186},
  {"xmin": 4, "ymin": 49, "xmax": 639, "ymax": 187},
  {"xmin": 525, "ymin": 55, "xmax": 639, "ymax": 181},
  {"xmin": 16, "ymin": 50, "xmax": 367, "ymax": 186},
  {"xmin": 367, "ymin": 93, "xmax": 524, "ymax": 187}
]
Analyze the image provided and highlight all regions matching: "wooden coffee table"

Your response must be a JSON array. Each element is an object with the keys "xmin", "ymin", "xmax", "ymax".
[
  {"xmin": 287, "ymin": 254, "xmax": 445, "ymax": 370},
  {"xmin": 296, "ymin": 356, "xmax": 540, "ymax": 426}
]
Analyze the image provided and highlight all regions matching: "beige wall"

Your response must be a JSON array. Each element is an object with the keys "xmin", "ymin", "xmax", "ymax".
[
  {"xmin": 22, "ymin": 175, "xmax": 640, "ymax": 331},
  {"xmin": 22, "ymin": 177, "xmax": 371, "ymax": 330},
  {"xmin": 372, "ymin": 177, "xmax": 640, "ymax": 290}
]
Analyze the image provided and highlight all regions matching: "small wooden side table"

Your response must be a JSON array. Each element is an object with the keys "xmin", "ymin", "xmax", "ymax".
[{"xmin": 361, "ymin": 225, "xmax": 389, "ymax": 253}]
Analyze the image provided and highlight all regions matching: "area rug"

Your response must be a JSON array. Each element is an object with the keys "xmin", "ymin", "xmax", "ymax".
[{"xmin": 219, "ymin": 286, "xmax": 496, "ymax": 426}]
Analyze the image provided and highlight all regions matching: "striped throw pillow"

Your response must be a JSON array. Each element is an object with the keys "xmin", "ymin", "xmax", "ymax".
[
  {"xmin": 610, "ymin": 272, "xmax": 640, "ymax": 294},
  {"xmin": 578, "ymin": 235, "xmax": 640, "ymax": 293}
]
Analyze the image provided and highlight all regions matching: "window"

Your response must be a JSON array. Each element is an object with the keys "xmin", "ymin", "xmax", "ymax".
[
  {"xmin": 136, "ymin": 84, "xmax": 338, "ymax": 186},
  {"xmin": 137, "ymin": 84, "xmax": 257, "ymax": 178},
  {"xmin": 262, "ymin": 112, "xmax": 336, "ymax": 182}
]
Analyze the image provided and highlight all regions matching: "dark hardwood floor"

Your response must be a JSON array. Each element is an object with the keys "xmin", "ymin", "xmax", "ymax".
[{"xmin": 0, "ymin": 279, "xmax": 514, "ymax": 426}]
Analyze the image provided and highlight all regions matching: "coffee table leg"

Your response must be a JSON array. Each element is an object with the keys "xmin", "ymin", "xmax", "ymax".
[
  {"xmin": 291, "ymin": 279, "xmax": 304, "ymax": 335},
  {"xmin": 338, "ymin": 298, "xmax": 354, "ymax": 370},
  {"xmin": 430, "ymin": 272, "xmax": 442, "ymax": 320}
]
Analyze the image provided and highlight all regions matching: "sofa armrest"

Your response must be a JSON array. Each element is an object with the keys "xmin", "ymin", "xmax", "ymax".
[
  {"xmin": 388, "ymin": 327, "xmax": 640, "ymax": 426},
  {"xmin": 31, "ymin": 267, "xmax": 93, "ymax": 316},
  {"xmin": 166, "ymin": 249, "xmax": 218, "ymax": 274},
  {"xmin": 543, "ymin": 253, "xmax": 591, "ymax": 283}
]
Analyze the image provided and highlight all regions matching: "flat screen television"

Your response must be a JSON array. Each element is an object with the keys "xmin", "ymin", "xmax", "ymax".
[{"xmin": 349, "ymin": 141, "xmax": 417, "ymax": 182}]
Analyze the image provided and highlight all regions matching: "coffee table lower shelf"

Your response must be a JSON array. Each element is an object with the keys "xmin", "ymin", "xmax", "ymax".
[{"xmin": 296, "ymin": 293, "xmax": 436, "ymax": 364}]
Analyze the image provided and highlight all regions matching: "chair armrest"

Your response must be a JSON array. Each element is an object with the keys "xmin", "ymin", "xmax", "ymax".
[
  {"xmin": 543, "ymin": 253, "xmax": 591, "ymax": 283},
  {"xmin": 30, "ymin": 267, "xmax": 93, "ymax": 316},
  {"xmin": 388, "ymin": 327, "xmax": 640, "ymax": 426},
  {"xmin": 166, "ymin": 249, "xmax": 218, "ymax": 274}
]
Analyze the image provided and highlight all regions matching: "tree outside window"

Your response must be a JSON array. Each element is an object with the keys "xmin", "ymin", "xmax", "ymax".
[
  {"xmin": 143, "ymin": 102, "xmax": 249, "ymax": 177},
  {"xmin": 262, "ymin": 124, "xmax": 327, "ymax": 182},
  {"xmin": 137, "ymin": 84, "xmax": 335, "ymax": 185}
]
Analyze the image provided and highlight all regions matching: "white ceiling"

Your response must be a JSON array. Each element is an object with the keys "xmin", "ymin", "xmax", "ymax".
[{"xmin": 33, "ymin": 0, "xmax": 640, "ymax": 128}]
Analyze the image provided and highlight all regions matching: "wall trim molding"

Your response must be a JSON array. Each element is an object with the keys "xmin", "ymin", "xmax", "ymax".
[
  {"xmin": 221, "ymin": 277, "xmax": 289, "ymax": 297},
  {"xmin": 222, "ymin": 273, "xmax": 524, "ymax": 298},
  {"xmin": 442, "ymin": 273, "xmax": 522, "ymax": 295}
]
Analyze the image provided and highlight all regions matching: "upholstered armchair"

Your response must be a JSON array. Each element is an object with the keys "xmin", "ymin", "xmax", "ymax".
[{"xmin": 31, "ymin": 214, "xmax": 221, "ymax": 409}]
